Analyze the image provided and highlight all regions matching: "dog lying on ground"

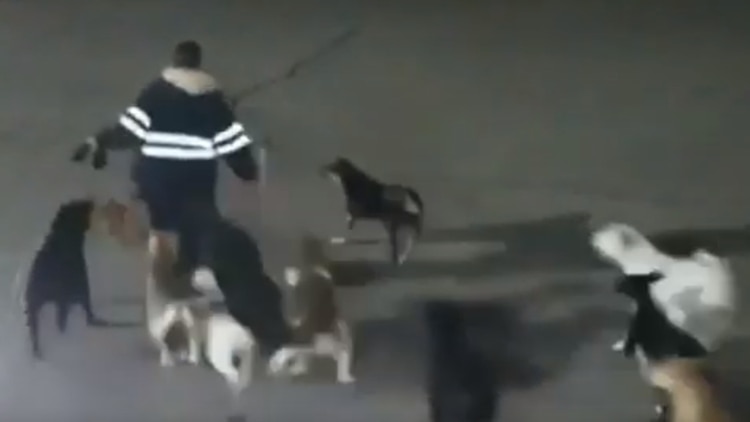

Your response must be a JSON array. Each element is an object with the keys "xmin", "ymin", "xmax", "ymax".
[
  {"xmin": 649, "ymin": 358, "xmax": 734, "ymax": 422},
  {"xmin": 145, "ymin": 231, "xmax": 204, "ymax": 367},
  {"xmin": 268, "ymin": 234, "xmax": 355, "ymax": 383},
  {"xmin": 424, "ymin": 300, "xmax": 499, "ymax": 422},
  {"xmin": 615, "ymin": 271, "xmax": 709, "ymax": 421},
  {"xmin": 592, "ymin": 223, "xmax": 737, "ymax": 352},
  {"xmin": 322, "ymin": 157, "xmax": 424, "ymax": 265},
  {"xmin": 20, "ymin": 198, "xmax": 130, "ymax": 359}
]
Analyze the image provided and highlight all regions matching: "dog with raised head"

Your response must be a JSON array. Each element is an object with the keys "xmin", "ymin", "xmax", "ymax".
[
  {"xmin": 649, "ymin": 358, "xmax": 734, "ymax": 422},
  {"xmin": 20, "ymin": 198, "xmax": 132, "ymax": 360},
  {"xmin": 268, "ymin": 234, "xmax": 355, "ymax": 383},
  {"xmin": 592, "ymin": 223, "xmax": 737, "ymax": 353},
  {"xmin": 145, "ymin": 231, "xmax": 204, "ymax": 367},
  {"xmin": 322, "ymin": 157, "xmax": 424, "ymax": 265},
  {"xmin": 615, "ymin": 271, "xmax": 709, "ymax": 421}
]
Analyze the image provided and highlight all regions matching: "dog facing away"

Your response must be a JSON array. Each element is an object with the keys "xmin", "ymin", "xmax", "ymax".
[
  {"xmin": 424, "ymin": 300, "xmax": 499, "ymax": 422},
  {"xmin": 21, "ymin": 198, "xmax": 129, "ymax": 359},
  {"xmin": 145, "ymin": 231, "xmax": 204, "ymax": 367},
  {"xmin": 592, "ymin": 222, "xmax": 737, "ymax": 351},
  {"xmin": 616, "ymin": 272, "xmax": 709, "ymax": 420},
  {"xmin": 322, "ymin": 157, "xmax": 424, "ymax": 265},
  {"xmin": 650, "ymin": 358, "xmax": 734, "ymax": 422}
]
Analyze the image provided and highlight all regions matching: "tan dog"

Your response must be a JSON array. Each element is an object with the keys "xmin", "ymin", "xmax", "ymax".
[
  {"xmin": 90, "ymin": 197, "xmax": 150, "ymax": 247},
  {"xmin": 145, "ymin": 231, "xmax": 204, "ymax": 367},
  {"xmin": 269, "ymin": 234, "xmax": 355, "ymax": 383},
  {"xmin": 650, "ymin": 358, "xmax": 734, "ymax": 422}
]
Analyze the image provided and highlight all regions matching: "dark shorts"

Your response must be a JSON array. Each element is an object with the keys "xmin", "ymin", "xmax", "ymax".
[{"xmin": 139, "ymin": 183, "xmax": 219, "ymax": 271}]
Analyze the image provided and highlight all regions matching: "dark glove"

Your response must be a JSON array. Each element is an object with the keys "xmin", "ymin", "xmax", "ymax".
[
  {"xmin": 92, "ymin": 147, "xmax": 108, "ymax": 169},
  {"xmin": 70, "ymin": 142, "xmax": 92, "ymax": 163}
]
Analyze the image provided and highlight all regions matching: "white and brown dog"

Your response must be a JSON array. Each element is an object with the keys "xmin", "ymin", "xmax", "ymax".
[
  {"xmin": 145, "ymin": 231, "xmax": 204, "ymax": 367},
  {"xmin": 269, "ymin": 235, "xmax": 355, "ymax": 383}
]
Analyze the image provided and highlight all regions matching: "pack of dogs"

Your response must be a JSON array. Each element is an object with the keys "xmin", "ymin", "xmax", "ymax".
[{"xmin": 23, "ymin": 146, "xmax": 735, "ymax": 421}]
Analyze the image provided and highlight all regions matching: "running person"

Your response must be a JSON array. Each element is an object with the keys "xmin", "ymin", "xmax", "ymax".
[{"xmin": 80, "ymin": 40, "xmax": 258, "ymax": 281}]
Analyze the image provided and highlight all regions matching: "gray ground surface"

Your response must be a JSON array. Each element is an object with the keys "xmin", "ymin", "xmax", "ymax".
[{"xmin": 0, "ymin": 0, "xmax": 750, "ymax": 421}]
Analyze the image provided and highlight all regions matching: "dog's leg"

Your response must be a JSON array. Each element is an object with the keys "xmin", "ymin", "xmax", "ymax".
[
  {"xmin": 26, "ymin": 302, "xmax": 43, "ymax": 360},
  {"xmin": 153, "ymin": 307, "xmax": 180, "ymax": 367},
  {"xmin": 335, "ymin": 322, "xmax": 355, "ymax": 384},
  {"xmin": 207, "ymin": 329, "xmax": 241, "ymax": 389},
  {"xmin": 159, "ymin": 346, "xmax": 176, "ymax": 367},
  {"xmin": 232, "ymin": 346, "xmax": 254, "ymax": 398},
  {"xmin": 385, "ymin": 221, "xmax": 400, "ymax": 265},
  {"xmin": 346, "ymin": 214, "xmax": 356, "ymax": 231},
  {"xmin": 183, "ymin": 309, "xmax": 201, "ymax": 365},
  {"xmin": 78, "ymin": 282, "xmax": 102, "ymax": 327},
  {"xmin": 55, "ymin": 301, "xmax": 71, "ymax": 333}
]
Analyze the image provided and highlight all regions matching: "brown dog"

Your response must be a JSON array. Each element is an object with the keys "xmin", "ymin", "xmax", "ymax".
[
  {"xmin": 649, "ymin": 358, "xmax": 734, "ymax": 422},
  {"xmin": 269, "ymin": 234, "xmax": 354, "ymax": 383}
]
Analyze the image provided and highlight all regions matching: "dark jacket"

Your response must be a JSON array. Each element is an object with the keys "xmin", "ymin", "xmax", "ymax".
[{"xmin": 95, "ymin": 66, "xmax": 257, "ymax": 199}]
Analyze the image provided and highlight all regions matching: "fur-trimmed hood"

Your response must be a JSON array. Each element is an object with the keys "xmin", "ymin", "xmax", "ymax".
[{"xmin": 161, "ymin": 66, "xmax": 219, "ymax": 95}]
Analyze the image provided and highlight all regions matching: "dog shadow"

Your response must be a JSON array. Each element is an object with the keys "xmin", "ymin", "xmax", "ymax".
[
  {"xmin": 345, "ymin": 278, "xmax": 625, "ymax": 415},
  {"xmin": 332, "ymin": 212, "xmax": 600, "ymax": 285},
  {"xmin": 332, "ymin": 212, "xmax": 750, "ymax": 286}
]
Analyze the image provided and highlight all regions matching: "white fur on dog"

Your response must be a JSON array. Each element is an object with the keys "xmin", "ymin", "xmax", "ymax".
[
  {"xmin": 147, "ymin": 300, "xmax": 201, "ymax": 367},
  {"xmin": 204, "ymin": 313, "xmax": 256, "ymax": 398},
  {"xmin": 267, "ymin": 320, "xmax": 355, "ymax": 384},
  {"xmin": 268, "ymin": 266, "xmax": 355, "ymax": 383},
  {"xmin": 592, "ymin": 223, "xmax": 737, "ymax": 350}
]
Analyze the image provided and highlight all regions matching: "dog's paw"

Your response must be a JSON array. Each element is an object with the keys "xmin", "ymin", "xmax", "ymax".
[
  {"xmin": 337, "ymin": 373, "xmax": 356, "ymax": 384},
  {"xmin": 329, "ymin": 236, "xmax": 347, "ymax": 245},
  {"xmin": 159, "ymin": 350, "xmax": 176, "ymax": 367},
  {"xmin": 611, "ymin": 339, "xmax": 626, "ymax": 352}
]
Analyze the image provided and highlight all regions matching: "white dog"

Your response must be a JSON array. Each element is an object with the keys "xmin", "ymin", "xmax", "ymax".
[
  {"xmin": 188, "ymin": 271, "xmax": 257, "ymax": 399},
  {"xmin": 268, "ymin": 265, "xmax": 355, "ymax": 384},
  {"xmin": 592, "ymin": 222, "xmax": 737, "ymax": 352},
  {"xmin": 145, "ymin": 232, "xmax": 203, "ymax": 367}
]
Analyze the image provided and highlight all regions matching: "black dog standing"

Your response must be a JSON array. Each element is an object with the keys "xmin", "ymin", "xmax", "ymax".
[
  {"xmin": 24, "ymin": 199, "xmax": 105, "ymax": 359},
  {"xmin": 322, "ymin": 157, "xmax": 424, "ymax": 265}
]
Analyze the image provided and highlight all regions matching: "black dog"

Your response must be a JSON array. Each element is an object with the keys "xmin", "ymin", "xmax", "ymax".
[
  {"xmin": 322, "ymin": 157, "xmax": 424, "ymax": 265},
  {"xmin": 424, "ymin": 301, "xmax": 498, "ymax": 422},
  {"xmin": 24, "ymin": 199, "xmax": 105, "ymax": 359},
  {"xmin": 615, "ymin": 272, "xmax": 708, "ymax": 422},
  {"xmin": 615, "ymin": 272, "xmax": 708, "ymax": 361}
]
